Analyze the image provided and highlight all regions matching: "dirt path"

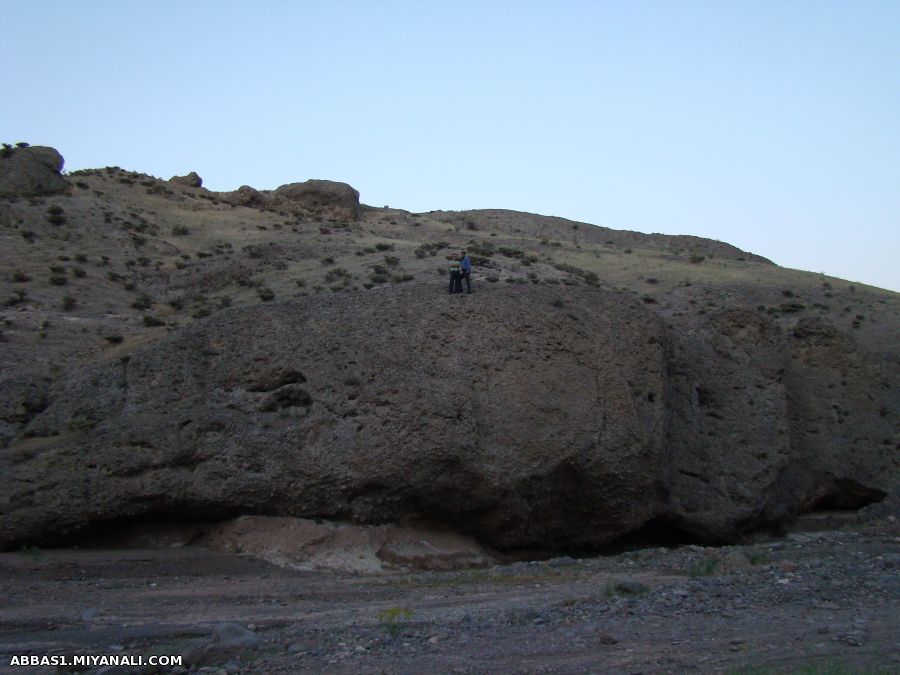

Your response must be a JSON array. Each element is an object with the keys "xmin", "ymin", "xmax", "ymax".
[{"xmin": 1, "ymin": 519, "xmax": 898, "ymax": 674}]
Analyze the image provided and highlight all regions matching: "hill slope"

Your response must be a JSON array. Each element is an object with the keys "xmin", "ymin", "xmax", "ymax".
[{"xmin": 1, "ymin": 146, "xmax": 897, "ymax": 553}]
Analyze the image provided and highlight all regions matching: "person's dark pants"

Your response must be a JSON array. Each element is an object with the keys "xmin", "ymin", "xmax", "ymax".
[
  {"xmin": 449, "ymin": 271, "xmax": 462, "ymax": 294},
  {"xmin": 461, "ymin": 270, "xmax": 471, "ymax": 293}
]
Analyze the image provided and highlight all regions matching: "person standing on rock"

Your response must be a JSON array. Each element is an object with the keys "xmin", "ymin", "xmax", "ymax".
[
  {"xmin": 448, "ymin": 255, "xmax": 463, "ymax": 294},
  {"xmin": 460, "ymin": 250, "xmax": 472, "ymax": 294}
]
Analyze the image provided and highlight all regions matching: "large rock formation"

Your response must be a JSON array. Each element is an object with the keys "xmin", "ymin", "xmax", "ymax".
[
  {"xmin": 273, "ymin": 179, "xmax": 361, "ymax": 221},
  {"xmin": 0, "ymin": 145, "xmax": 68, "ymax": 197},
  {"xmin": 1, "ymin": 285, "xmax": 894, "ymax": 552},
  {"xmin": 170, "ymin": 171, "xmax": 203, "ymax": 188}
]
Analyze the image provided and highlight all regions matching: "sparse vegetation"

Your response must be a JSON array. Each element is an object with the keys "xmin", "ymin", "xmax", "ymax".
[
  {"xmin": 377, "ymin": 607, "xmax": 413, "ymax": 639},
  {"xmin": 46, "ymin": 205, "xmax": 66, "ymax": 226},
  {"xmin": 686, "ymin": 557, "xmax": 719, "ymax": 577}
]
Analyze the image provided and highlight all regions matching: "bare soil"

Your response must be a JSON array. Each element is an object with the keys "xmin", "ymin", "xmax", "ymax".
[{"xmin": 1, "ymin": 517, "xmax": 897, "ymax": 674}]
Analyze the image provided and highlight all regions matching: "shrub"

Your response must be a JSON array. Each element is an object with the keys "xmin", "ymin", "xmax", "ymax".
[
  {"xmin": 75, "ymin": 253, "xmax": 88, "ymax": 263},
  {"xmin": 383, "ymin": 255, "xmax": 400, "ymax": 267},
  {"xmin": 377, "ymin": 607, "xmax": 413, "ymax": 639},
  {"xmin": 321, "ymin": 257, "xmax": 335, "ymax": 265},
  {"xmin": 687, "ymin": 558, "xmax": 718, "ymax": 577},
  {"xmin": 324, "ymin": 268, "xmax": 351, "ymax": 284},
  {"xmin": 171, "ymin": 225, "xmax": 190, "ymax": 236},
  {"xmin": 131, "ymin": 295, "xmax": 152, "ymax": 310},
  {"xmin": 142, "ymin": 315, "xmax": 165, "ymax": 327},
  {"xmin": 375, "ymin": 242, "xmax": 394, "ymax": 251},
  {"xmin": 46, "ymin": 205, "xmax": 66, "ymax": 226},
  {"xmin": 49, "ymin": 274, "xmax": 67, "ymax": 286},
  {"xmin": 72, "ymin": 267, "xmax": 87, "ymax": 278},
  {"xmin": 11, "ymin": 271, "xmax": 30, "ymax": 282},
  {"xmin": 5, "ymin": 290, "xmax": 27, "ymax": 306},
  {"xmin": 61, "ymin": 295, "xmax": 77, "ymax": 310},
  {"xmin": 689, "ymin": 254, "xmax": 704, "ymax": 264},
  {"xmin": 105, "ymin": 335, "xmax": 124, "ymax": 344},
  {"xmin": 257, "ymin": 286, "xmax": 275, "ymax": 301}
]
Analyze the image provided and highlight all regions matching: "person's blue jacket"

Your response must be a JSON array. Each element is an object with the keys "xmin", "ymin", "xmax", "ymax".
[{"xmin": 461, "ymin": 255, "xmax": 472, "ymax": 272}]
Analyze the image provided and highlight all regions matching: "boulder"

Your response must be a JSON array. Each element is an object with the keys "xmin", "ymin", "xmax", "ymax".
[
  {"xmin": 170, "ymin": 171, "xmax": 202, "ymax": 188},
  {"xmin": 0, "ymin": 146, "xmax": 68, "ymax": 197},
  {"xmin": 664, "ymin": 310, "xmax": 895, "ymax": 539},
  {"xmin": 0, "ymin": 285, "xmax": 894, "ymax": 553},
  {"xmin": 227, "ymin": 185, "xmax": 266, "ymax": 208},
  {"xmin": 0, "ymin": 285, "xmax": 668, "ymax": 552},
  {"xmin": 274, "ymin": 179, "xmax": 360, "ymax": 221}
]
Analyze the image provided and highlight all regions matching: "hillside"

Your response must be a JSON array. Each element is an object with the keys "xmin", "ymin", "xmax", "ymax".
[{"xmin": 1, "ymin": 145, "xmax": 898, "ymax": 557}]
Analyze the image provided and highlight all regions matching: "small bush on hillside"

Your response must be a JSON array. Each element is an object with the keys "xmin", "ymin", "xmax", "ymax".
[
  {"xmin": 257, "ymin": 286, "xmax": 275, "ymax": 301},
  {"xmin": 172, "ymin": 225, "xmax": 190, "ymax": 236},
  {"xmin": 61, "ymin": 295, "xmax": 77, "ymax": 311},
  {"xmin": 46, "ymin": 205, "xmax": 66, "ymax": 226},
  {"xmin": 375, "ymin": 243, "xmax": 394, "ymax": 251},
  {"xmin": 142, "ymin": 315, "xmax": 165, "ymax": 327},
  {"xmin": 689, "ymin": 254, "xmax": 704, "ymax": 263},
  {"xmin": 11, "ymin": 271, "xmax": 30, "ymax": 283},
  {"xmin": 49, "ymin": 274, "xmax": 67, "ymax": 286},
  {"xmin": 5, "ymin": 290, "xmax": 27, "ymax": 306}
]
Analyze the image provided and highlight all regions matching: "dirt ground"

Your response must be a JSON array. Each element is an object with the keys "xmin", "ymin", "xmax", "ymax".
[{"xmin": 0, "ymin": 517, "xmax": 898, "ymax": 675}]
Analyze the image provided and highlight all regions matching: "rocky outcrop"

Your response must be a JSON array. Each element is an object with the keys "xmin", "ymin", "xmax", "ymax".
[
  {"xmin": 229, "ymin": 185, "xmax": 265, "ymax": 208},
  {"xmin": 1, "ymin": 285, "xmax": 667, "ymax": 551},
  {"xmin": 663, "ymin": 310, "xmax": 895, "ymax": 540},
  {"xmin": 0, "ymin": 146, "xmax": 68, "ymax": 198},
  {"xmin": 273, "ymin": 179, "xmax": 360, "ymax": 221},
  {"xmin": 0, "ymin": 287, "xmax": 895, "ymax": 553},
  {"xmin": 170, "ymin": 171, "xmax": 203, "ymax": 188}
]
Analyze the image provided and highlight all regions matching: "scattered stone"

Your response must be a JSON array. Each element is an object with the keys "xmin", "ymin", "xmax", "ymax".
[
  {"xmin": 614, "ymin": 579, "xmax": 649, "ymax": 595},
  {"xmin": 598, "ymin": 633, "xmax": 618, "ymax": 645}
]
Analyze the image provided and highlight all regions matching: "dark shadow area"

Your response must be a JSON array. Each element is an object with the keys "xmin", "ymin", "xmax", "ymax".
[{"xmin": 807, "ymin": 479, "xmax": 887, "ymax": 511}]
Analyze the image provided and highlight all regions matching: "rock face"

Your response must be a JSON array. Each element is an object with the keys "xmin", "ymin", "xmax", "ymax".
[
  {"xmin": 170, "ymin": 171, "xmax": 203, "ymax": 188},
  {"xmin": 0, "ymin": 146, "xmax": 68, "ymax": 197},
  {"xmin": 1, "ymin": 286, "xmax": 667, "ymax": 551},
  {"xmin": 273, "ymin": 179, "xmax": 361, "ymax": 221},
  {"xmin": 1, "ymin": 284, "xmax": 894, "ymax": 553}
]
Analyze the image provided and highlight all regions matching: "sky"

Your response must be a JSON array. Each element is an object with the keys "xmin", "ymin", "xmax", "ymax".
[{"xmin": 2, "ymin": 1, "xmax": 898, "ymax": 291}]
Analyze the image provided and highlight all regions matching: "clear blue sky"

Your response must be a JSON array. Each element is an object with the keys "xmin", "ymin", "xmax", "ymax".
[{"xmin": 2, "ymin": 1, "xmax": 898, "ymax": 291}]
